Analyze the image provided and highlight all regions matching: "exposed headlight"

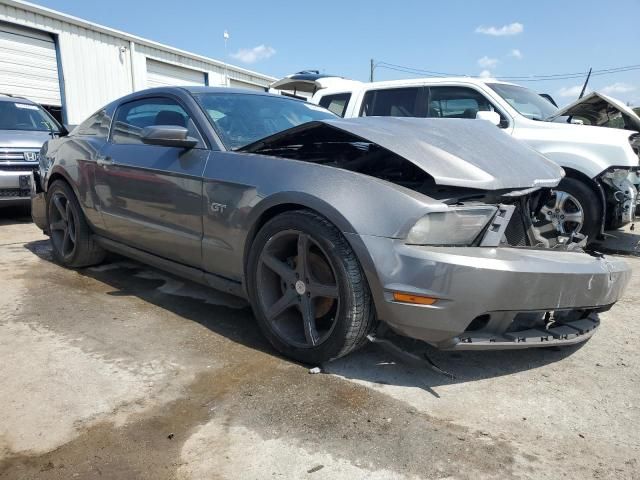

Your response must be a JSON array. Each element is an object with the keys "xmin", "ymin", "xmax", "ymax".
[{"xmin": 406, "ymin": 207, "xmax": 497, "ymax": 246}]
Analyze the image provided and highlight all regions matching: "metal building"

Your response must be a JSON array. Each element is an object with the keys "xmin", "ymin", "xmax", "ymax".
[{"xmin": 0, "ymin": 0, "xmax": 276, "ymax": 125}]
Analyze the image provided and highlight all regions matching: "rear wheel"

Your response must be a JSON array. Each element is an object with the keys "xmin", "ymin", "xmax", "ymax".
[
  {"xmin": 247, "ymin": 210, "xmax": 375, "ymax": 364},
  {"xmin": 47, "ymin": 180, "xmax": 105, "ymax": 267},
  {"xmin": 537, "ymin": 177, "xmax": 601, "ymax": 243}
]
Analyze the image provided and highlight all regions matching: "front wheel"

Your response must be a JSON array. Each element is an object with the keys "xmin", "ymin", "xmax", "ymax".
[
  {"xmin": 537, "ymin": 177, "xmax": 601, "ymax": 244},
  {"xmin": 247, "ymin": 210, "xmax": 375, "ymax": 364}
]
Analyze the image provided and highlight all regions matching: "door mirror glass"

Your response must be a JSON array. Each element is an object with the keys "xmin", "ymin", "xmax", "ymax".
[
  {"xmin": 476, "ymin": 110, "xmax": 501, "ymax": 126},
  {"xmin": 111, "ymin": 97, "xmax": 204, "ymax": 146},
  {"xmin": 141, "ymin": 125, "xmax": 198, "ymax": 148}
]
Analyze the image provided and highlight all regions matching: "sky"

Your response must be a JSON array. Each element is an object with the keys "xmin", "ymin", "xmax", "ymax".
[{"xmin": 32, "ymin": 0, "xmax": 640, "ymax": 106}]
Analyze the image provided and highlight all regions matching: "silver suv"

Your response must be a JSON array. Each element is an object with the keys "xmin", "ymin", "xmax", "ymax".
[{"xmin": 0, "ymin": 94, "xmax": 65, "ymax": 207}]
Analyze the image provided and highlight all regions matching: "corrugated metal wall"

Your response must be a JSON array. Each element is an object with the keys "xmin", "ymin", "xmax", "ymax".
[
  {"xmin": 0, "ymin": 1, "xmax": 275, "ymax": 124},
  {"xmin": 0, "ymin": 22, "xmax": 61, "ymax": 105},
  {"xmin": 146, "ymin": 58, "xmax": 206, "ymax": 88},
  {"xmin": 57, "ymin": 26, "xmax": 133, "ymax": 123},
  {"xmin": 137, "ymin": 43, "xmax": 224, "ymax": 88}
]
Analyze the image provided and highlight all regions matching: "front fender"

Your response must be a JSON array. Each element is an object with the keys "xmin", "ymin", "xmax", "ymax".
[
  {"xmin": 541, "ymin": 151, "xmax": 613, "ymax": 179},
  {"xmin": 245, "ymin": 191, "xmax": 359, "ymax": 237},
  {"xmin": 202, "ymin": 151, "xmax": 446, "ymax": 283}
]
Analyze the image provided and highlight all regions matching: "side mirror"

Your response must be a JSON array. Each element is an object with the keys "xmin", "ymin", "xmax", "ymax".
[
  {"xmin": 476, "ymin": 111, "xmax": 501, "ymax": 126},
  {"xmin": 141, "ymin": 125, "xmax": 198, "ymax": 148}
]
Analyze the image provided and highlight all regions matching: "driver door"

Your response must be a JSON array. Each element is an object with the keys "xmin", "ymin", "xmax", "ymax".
[{"xmin": 94, "ymin": 96, "xmax": 209, "ymax": 268}]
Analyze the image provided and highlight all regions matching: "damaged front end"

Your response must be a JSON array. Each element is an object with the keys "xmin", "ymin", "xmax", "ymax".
[
  {"xmin": 598, "ymin": 167, "xmax": 638, "ymax": 229},
  {"xmin": 420, "ymin": 185, "xmax": 589, "ymax": 250},
  {"xmin": 244, "ymin": 116, "xmax": 631, "ymax": 349}
]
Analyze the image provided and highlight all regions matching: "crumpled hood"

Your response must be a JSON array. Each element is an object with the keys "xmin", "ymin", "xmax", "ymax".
[
  {"xmin": 0, "ymin": 130, "xmax": 52, "ymax": 149},
  {"xmin": 315, "ymin": 117, "xmax": 563, "ymax": 190},
  {"xmin": 548, "ymin": 92, "xmax": 640, "ymax": 132}
]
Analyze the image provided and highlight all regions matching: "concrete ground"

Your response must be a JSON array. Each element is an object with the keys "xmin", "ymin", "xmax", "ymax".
[{"xmin": 0, "ymin": 208, "xmax": 638, "ymax": 480}]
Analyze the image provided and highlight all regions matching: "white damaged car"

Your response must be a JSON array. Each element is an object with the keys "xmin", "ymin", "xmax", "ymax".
[{"xmin": 272, "ymin": 73, "xmax": 640, "ymax": 244}]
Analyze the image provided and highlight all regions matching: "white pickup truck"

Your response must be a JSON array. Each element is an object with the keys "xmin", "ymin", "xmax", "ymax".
[{"xmin": 272, "ymin": 73, "xmax": 640, "ymax": 242}]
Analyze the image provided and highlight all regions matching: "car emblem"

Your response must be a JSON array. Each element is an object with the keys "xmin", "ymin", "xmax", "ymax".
[
  {"xmin": 209, "ymin": 202, "xmax": 227, "ymax": 214},
  {"xmin": 24, "ymin": 152, "xmax": 38, "ymax": 162}
]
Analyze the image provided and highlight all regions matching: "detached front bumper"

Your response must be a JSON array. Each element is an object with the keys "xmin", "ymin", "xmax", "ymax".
[
  {"xmin": 355, "ymin": 235, "xmax": 631, "ymax": 350},
  {"xmin": 30, "ymin": 172, "xmax": 48, "ymax": 232}
]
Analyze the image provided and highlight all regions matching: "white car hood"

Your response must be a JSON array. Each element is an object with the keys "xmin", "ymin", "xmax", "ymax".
[{"xmin": 548, "ymin": 92, "xmax": 640, "ymax": 132}]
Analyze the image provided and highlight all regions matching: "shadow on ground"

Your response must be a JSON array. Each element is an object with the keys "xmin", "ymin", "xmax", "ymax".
[
  {"xmin": 24, "ymin": 238, "xmax": 585, "ymax": 395},
  {"xmin": 0, "ymin": 206, "xmax": 31, "ymax": 226},
  {"xmin": 593, "ymin": 227, "xmax": 640, "ymax": 256}
]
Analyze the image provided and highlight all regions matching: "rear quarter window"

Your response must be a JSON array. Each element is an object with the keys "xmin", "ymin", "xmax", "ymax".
[
  {"xmin": 75, "ymin": 110, "xmax": 111, "ymax": 138},
  {"xmin": 318, "ymin": 93, "xmax": 351, "ymax": 117},
  {"xmin": 359, "ymin": 87, "xmax": 422, "ymax": 117}
]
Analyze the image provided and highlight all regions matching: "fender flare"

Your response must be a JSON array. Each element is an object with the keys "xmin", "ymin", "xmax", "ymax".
[
  {"xmin": 560, "ymin": 167, "xmax": 607, "ymax": 235},
  {"xmin": 241, "ymin": 191, "xmax": 382, "ymax": 296},
  {"xmin": 46, "ymin": 166, "xmax": 81, "ymax": 201}
]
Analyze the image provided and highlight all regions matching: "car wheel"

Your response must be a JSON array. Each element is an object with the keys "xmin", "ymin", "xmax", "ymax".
[
  {"xmin": 47, "ymin": 180, "xmax": 105, "ymax": 268},
  {"xmin": 538, "ymin": 177, "xmax": 601, "ymax": 243},
  {"xmin": 247, "ymin": 210, "xmax": 376, "ymax": 364}
]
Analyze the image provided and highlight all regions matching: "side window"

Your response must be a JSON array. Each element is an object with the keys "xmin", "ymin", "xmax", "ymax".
[
  {"xmin": 428, "ymin": 86, "xmax": 507, "ymax": 126},
  {"xmin": 318, "ymin": 93, "xmax": 351, "ymax": 117},
  {"xmin": 360, "ymin": 88, "xmax": 421, "ymax": 117},
  {"xmin": 75, "ymin": 110, "xmax": 111, "ymax": 138},
  {"xmin": 111, "ymin": 97, "xmax": 203, "ymax": 146}
]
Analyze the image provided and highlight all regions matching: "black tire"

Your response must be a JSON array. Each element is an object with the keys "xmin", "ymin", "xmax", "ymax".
[
  {"xmin": 547, "ymin": 177, "xmax": 601, "ymax": 244},
  {"xmin": 47, "ymin": 180, "xmax": 105, "ymax": 268},
  {"xmin": 247, "ymin": 210, "xmax": 376, "ymax": 364}
]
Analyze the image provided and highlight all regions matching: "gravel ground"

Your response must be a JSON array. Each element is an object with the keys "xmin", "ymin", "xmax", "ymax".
[{"xmin": 0, "ymin": 208, "xmax": 638, "ymax": 480}]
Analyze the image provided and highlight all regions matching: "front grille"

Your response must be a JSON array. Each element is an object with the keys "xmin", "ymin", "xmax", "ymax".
[
  {"xmin": 0, "ymin": 150, "xmax": 40, "ymax": 163},
  {"xmin": 0, "ymin": 152, "xmax": 26, "ymax": 161},
  {"xmin": 504, "ymin": 204, "xmax": 529, "ymax": 246},
  {"xmin": 0, "ymin": 163, "xmax": 38, "ymax": 172},
  {"xmin": 0, "ymin": 188, "xmax": 26, "ymax": 198}
]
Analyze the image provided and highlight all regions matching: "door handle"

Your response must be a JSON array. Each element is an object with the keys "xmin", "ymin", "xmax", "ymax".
[{"xmin": 96, "ymin": 156, "xmax": 113, "ymax": 167}]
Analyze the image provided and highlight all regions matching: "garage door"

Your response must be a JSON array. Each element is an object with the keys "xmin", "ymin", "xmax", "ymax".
[
  {"xmin": 229, "ymin": 79, "xmax": 266, "ymax": 91},
  {"xmin": 146, "ymin": 59, "xmax": 206, "ymax": 88},
  {"xmin": 0, "ymin": 23, "xmax": 61, "ymax": 106}
]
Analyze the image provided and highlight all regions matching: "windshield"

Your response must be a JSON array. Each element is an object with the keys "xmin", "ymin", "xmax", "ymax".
[
  {"xmin": 0, "ymin": 101, "xmax": 60, "ymax": 132},
  {"xmin": 488, "ymin": 83, "xmax": 558, "ymax": 121},
  {"xmin": 193, "ymin": 92, "xmax": 336, "ymax": 150}
]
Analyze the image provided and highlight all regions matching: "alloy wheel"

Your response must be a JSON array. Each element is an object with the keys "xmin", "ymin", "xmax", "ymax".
[
  {"xmin": 257, "ymin": 230, "xmax": 340, "ymax": 349},
  {"xmin": 539, "ymin": 190, "xmax": 585, "ymax": 235},
  {"xmin": 49, "ymin": 191, "xmax": 77, "ymax": 259}
]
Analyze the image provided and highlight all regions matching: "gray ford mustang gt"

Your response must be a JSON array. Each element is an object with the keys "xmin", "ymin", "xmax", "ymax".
[{"xmin": 31, "ymin": 87, "xmax": 631, "ymax": 364}]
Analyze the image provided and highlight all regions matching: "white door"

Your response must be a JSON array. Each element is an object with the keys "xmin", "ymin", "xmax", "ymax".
[
  {"xmin": 229, "ymin": 79, "xmax": 265, "ymax": 91},
  {"xmin": 0, "ymin": 23, "xmax": 61, "ymax": 106},
  {"xmin": 146, "ymin": 59, "xmax": 206, "ymax": 88}
]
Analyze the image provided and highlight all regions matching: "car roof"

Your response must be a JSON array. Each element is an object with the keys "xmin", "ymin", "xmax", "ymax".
[
  {"xmin": 107, "ymin": 86, "xmax": 293, "ymax": 112},
  {"xmin": 181, "ymin": 86, "xmax": 268, "ymax": 95},
  {"xmin": 0, "ymin": 93, "xmax": 36, "ymax": 104},
  {"xmin": 271, "ymin": 75, "xmax": 522, "ymax": 97},
  {"xmin": 357, "ymin": 77, "xmax": 519, "ymax": 89}
]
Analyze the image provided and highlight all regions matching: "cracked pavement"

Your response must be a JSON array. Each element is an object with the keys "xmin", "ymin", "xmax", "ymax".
[{"xmin": 1, "ymin": 209, "xmax": 639, "ymax": 480}]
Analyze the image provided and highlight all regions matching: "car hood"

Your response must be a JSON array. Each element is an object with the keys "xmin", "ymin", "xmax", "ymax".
[
  {"xmin": 0, "ymin": 130, "xmax": 52, "ymax": 149},
  {"xmin": 548, "ymin": 92, "xmax": 640, "ymax": 132},
  {"xmin": 244, "ymin": 117, "xmax": 562, "ymax": 191}
]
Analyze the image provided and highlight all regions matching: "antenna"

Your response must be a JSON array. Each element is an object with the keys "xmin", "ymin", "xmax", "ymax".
[{"xmin": 578, "ymin": 67, "xmax": 592, "ymax": 99}]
